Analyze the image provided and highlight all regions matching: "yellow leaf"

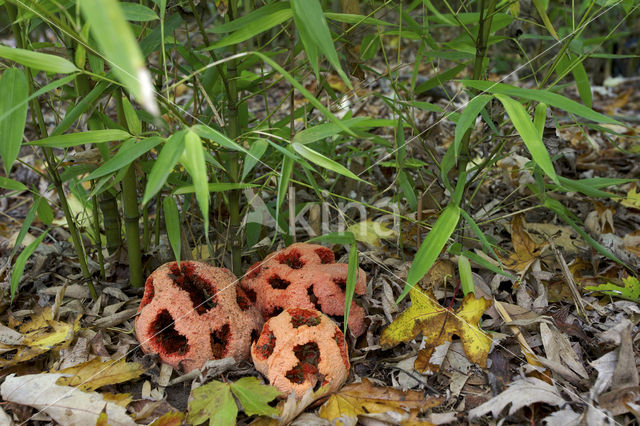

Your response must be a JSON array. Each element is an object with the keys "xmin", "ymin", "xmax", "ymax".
[
  {"xmin": 0, "ymin": 308, "xmax": 81, "ymax": 368},
  {"xmin": 347, "ymin": 220, "xmax": 396, "ymax": 247},
  {"xmin": 621, "ymin": 187, "xmax": 640, "ymax": 210},
  {"xmin": 319, "ymin": 378, "xmax": 442, "ymax": 425},
  {"xmin": 102, "ymin": 393, "xmax": 133, "ymax": 408},
  {"xmin": 55, "ymin": 358, "xmax": 145, "ymax": 391},
  {"xmin": 380, "ymin": 289, "xmax": 492, "ymax": 367},
  {"xmin": 150, "ymin": 412, "xmax": 185, "ymax": 426}
]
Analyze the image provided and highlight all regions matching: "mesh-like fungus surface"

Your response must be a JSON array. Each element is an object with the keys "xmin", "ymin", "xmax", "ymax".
[
  {"xmin": 135, "ymin": 261, "xmax": 263, "ymax": 373},
  {"xmin": 241, "ymin": 243, "xmax": 367, "ymax": 337},
  {"xmin": 252, "ymin": 308, "xmax": 350, "ymax": 398}
]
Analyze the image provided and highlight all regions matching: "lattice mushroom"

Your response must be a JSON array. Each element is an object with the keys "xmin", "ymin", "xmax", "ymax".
[
  {"xmin": 252, "ymin": 308, "xmax": 350, "ymax": 398},
  {"xmin": 240, "ymin": 243, "xmax": 367, "ymax": 337},
  {"xmin": 135, "ymin": 261, "xmax": 263, "ymax": 373}
]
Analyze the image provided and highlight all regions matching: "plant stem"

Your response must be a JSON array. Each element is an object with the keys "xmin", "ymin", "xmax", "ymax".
[
  {"xmin": 6, "ymin": 3, "xmax": 97, "ymax": 300},
  {"xmin": 115, "ymin": 93, "xmax": 144, "ymax": 288}
]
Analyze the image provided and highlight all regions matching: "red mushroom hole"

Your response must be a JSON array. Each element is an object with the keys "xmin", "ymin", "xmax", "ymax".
[
  {"xmin": 169, "ymin": 263, "xmax": 218, "ymax": 314},
  {"xmin": 289, "ymin": 308, "xmax": 321, "ymax": 328},
  {"xmin": 285, "ymin": 342, "xmax": 320, "ymax": 384},
  {"xmin": 276, "ymin": 249, "xmax": 305, "ymax": 269},
  {"xmin": 150, "ymin": 309, "xmax": 189, "ymax": 355},
  {"xmin": 210, "ymin": 324, "xmax": 231, "ymax": 359},
  {"xmin": 268, "ymin": 274, "xmax": 291, "ymax": 290},
  {"xmin": 314, "ymin": 248, "xmax": 334, "ymax": 264}
]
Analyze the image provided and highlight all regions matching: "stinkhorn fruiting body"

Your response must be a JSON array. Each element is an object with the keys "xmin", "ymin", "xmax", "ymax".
[
  {"xmin": 135, "ymin": 261, "xmax": 263, "ymax": 373},
  {"xmin": 252, "ymin": 308, "xmax": 350, "ymax": 398},
  {"xmin": 240, "ymin": 243, "xmax": 367, "ymax": 337}
]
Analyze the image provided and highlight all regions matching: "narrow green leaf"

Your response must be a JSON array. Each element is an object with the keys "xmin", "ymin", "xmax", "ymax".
[
  {"xmin": 398, "ymin": 204, "xmax": 460, "ymax": 302},
  {"xmin": 397, "ymin": 170, "xmax": 417, "ymax": 211},
  {"xmin": 206, "ymin": 7, "xmax": 292, "ymax": 49},
  {"xmin": 557, "ymin": 176, "xmax": 619, "ymax": 198},
  {"xmin": 9, "ymin": 196, "xmax": 41, "ymax": 262},
  {"xmin": 276, "ymin": 154, "xmax": 294, "ymax": 234},
  {"xmin": 458, "ymin": 255, "xmax": 474, "ymax": 296},
  {"xmin": 51, "ymin": 81, "xmax": 109, "ymax": 136},
  {"xmin": 26, "ymin": 129, "xmax": 131, "ymax": 148},
  {"xmin": 36, "ymin": 198, "xmax": 54, "ymax": 225},
  {"xmin": 163, "ymin": 196, "xmax": 181, "ymax": 266},
  {"xmin": 80, "ymin": 0, "xmax": 158, "ymax": 115},
  {"xmin": 0, "ymin": 177, "xmax": 27, "ymax": 192},
  {"xmin": 229, "ymin": 377, "xmax": 280, "ymax": 417},
  {"xmin": 142, "ymin": 131, "xmax": 186, "ymax": 205},
  {"xmin": 291, "ymin": 0, "xmax": 350, "ymax": 86},
  {"xmin": 454, "ymin": 94, "xmax": 492, "ymax": 160},
  {"xmin": 85, "ymin": 137, "xmax": 164, "ymax": 181},
  {"xmin": 534, "ymin": 102, "xmax": 547, "ymax": 137},
  {"xmin": 531, "ymin": 0, "xmax": 558, "ymax": 39},
  {"xmin": 0, "ymin": 68, "xmax": 28, "ymax": 174},
  {"xmin": 121, "ymin": 96, "xmax": 142, "ymax": 135},
  {"xmin": 325, "ymin": 12, "xmax": 393, "ymax": 26},
  {"xmin": 119, "ymin": 2, "xmax": 158, "ymax": 21},
  {"xmin": 11, "ymin": 231, "xmax": 48, "ymax": 302},
  {"xmin": 459, "ymin": 209, "xmax": 499, "ymax": 260},
  {"xmin": 292, "ymin": 143, "xmax": 365, "ymax": 182},
  {"xmin": 308, "ymin": 231, "xmax": 356, "ymax": 245},
  {"xmin": 181, "ymin": 130, "xmax": 209, "ymax": 234},
  {"xmin": 293, "ymin": 118, "xmax": 372, "ymax": 145},
  {"xmin": 173, "ymin": 182, "xmax": 257, "ymax": 195},
  {"xmin": 191, "ymin": 124, "xmax": 248, "ymax": 153},
  {"xmin": 461, "ymin": 81, "xmax": 621, "ymax": 125},
  {"xmin": 495, "ymin": 94, "xmax": 558, "ymax": 184},
  {"xmin": 343, "ymin": 243, "xmax": 359, "ymax": 335},
  {"xmin": 242, "ymin": 139, "xmax": 268, "ymax": 181},
  {"xmin": 0, "ymin": 45, "xmax": 78, "ymax": 74},
  {"xmin": 415, "ymin": 63, "xmax": 467, "ymax": 95},
  {"xmin": 557, "ymin": 54, "xmax": 592, "ymax": 108}
]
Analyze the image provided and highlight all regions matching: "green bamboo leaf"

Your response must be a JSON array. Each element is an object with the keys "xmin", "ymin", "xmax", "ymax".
[
  {"xmin": 454, "ymin": 94, "xmax": 492, "ymax": 160},
  {"xmin": 343, "ymin": 243, "xmax": 359, "ymax": 335},
  {"xmin": 191, "ymin": 124, "xmax": 248, "ymax": 153},
  {"xmin": 291, "ymin": 0, "xmax": 350, "ymax": 86},
  {"xmin": 0, "ymin": 45, "xmax": 78, "ymax": 74},
  {"xmin": 532, "ymin": 0, "xmax": 558, "ymax": 40},
  {"xmin": 9, "ymin": 196, "xmax": 41, "ymax": 262},
  {"xmin": 557, "ymin": 54, "xmax": 592, "ymax": 108},
  {"xmin": 121, "ymin": 96, "xmax": 142, "ymax": 135},
  {"xmin": 293, "ymin": 118, "xmax": 375, "ymax": 145},
  {"xmin": 206, "ymin": 6, "xmax": 292, "ymax": 49},
  {"xmin": 461, "ymin": 81, "xmax": 621, "ymax": 125},
  {"xmin": 0, "ymin": 177, "xmax": 27, "ymax": 192},
  {"xmin": 163, "ymin": 196, "xmax": 181, "ymax": 266},
  {"xmin": 458, "ymin": 255, "xmax": 474, "ymax": 296},
  {"xmin": 398, "ymin": 203, "xmax": 460, "ymax": 302},
  {"xmin": 0, "ymin": 68, "xmax": 28, "ymax": 175},
  {"xmin": 142, "ymin": 131, "xmax": 187, "ymax": 205},
  {"xmin": 36, "ymin": 197, "xmax": 53, "ymax": 225},
  {"xmin": 276, "ymin": 154, "xmax": 294, "ymax": 234},
  {"xmin": 495, "ymin": 94, "xmax": 558, "ymax": 184},
  {"xmin": 459, "ymin": 209, "xmax": 499, "ymax": 260},
  {"xmin": 26, "ymin": 129, "xmax": 131, "ymax": 148},
  {"xmin": 85, "ymin": 137, "xmax": 164, "ymax": 181},
  {"xmin": 11, "ymin": 231, "xmax": 48, "ymax": 302},
  {"xmin": 416, "ymin": 63, "xmax": 467, "ymax": 95},
  {"xmin": 119, "ymin": 2, "xmax": 159, "ymax": 21},
  {"xmin": 397, "ymin": 170, "xmax": 417, "ymax": 211},
  {"xmin": 181, "ymin": 130, "xmax": 209, "ymax": 234},
  {"xmin": 534, "ymin": 102, "xmax": 547, "ymax": 137},
  {"xmin": 292, "ymin": 142, "xmax": 365, "ymax": 183},
  {"xmin": 173, "ymin": 182, "xmax": 257, "ymax": 195},
  {"xmin": 80, "ymin": 0, "xmax": 158, "ymax": 115},
  {"xmin": 325, "ymin": 12, "xmax": 393, "ymax": 26},
  {"xmin": 242, "ymin": 139, "xmax": 268, "ymax": 180}
]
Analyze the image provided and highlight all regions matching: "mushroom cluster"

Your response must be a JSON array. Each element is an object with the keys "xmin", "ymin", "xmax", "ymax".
[{"xmin": 135, "ymin": 243, "xmax": 365, "ymax": 396}]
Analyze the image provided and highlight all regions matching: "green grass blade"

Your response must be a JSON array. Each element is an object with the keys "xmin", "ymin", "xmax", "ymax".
[
  {"xmin": 242, "ymin": 139, "xmax": 268, "ymax": 180},
  {"xmin": 0, "ymin": 68, "xmax": 28, "ymax": 175},
  {"xmin": 454, "ymin": 94, "xmax": 492, "ymax": 160},
  {"xmin": 191, "ymin": 124, "xmax": 248, "ymax": 153},
  {"xmin": 398, "ymin": 203, "xmax": 460, "ymax": 302},
  {"xmin": 458, "ymin": 255, "xmax": 474, "ymax": 296},
  {"xmin": 292, "ymin": 142, "xmax": 365, "ymax": 182},
  {"xmin": 79, "ymin": 0, "xmax": 158, "ymax": 115},
  {"xmin": 206, "ymin": 7, "xmax": 292, "ymax": 49},
  {"xmin": 163, "ymin": 196, "xmax": 181, "ymax": 266},
  {"xmin": 343, "ymin": 243, "xmax": 359, "ymax": 335},
  {"xmin": 11, "ymin": 231, "xmax": 48, "ymax": 302},
  {"xmin": 181, "ymin": 130, "xmax": 210, "ymax": 235},
  {"xmin": 495, "ymin": 94, "xmax": 558, "ymax": 184},
  {"xmin": 85, "ymin": 137, "xmax": 164, "ymax": 181},
  {"xmin": 0, "ymin": 45, "xmax": 78, "ymax": 74},
  {"xmin": 26, "ymin": 129, "xmax": 131, "ymax": 148},
  {"xmin": 142, "ymin": 131, "xmax": 186, "ymax": 205}
]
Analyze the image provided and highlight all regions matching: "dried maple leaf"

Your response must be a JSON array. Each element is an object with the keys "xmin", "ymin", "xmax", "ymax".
[
  {"xmin": 318, "ymin": 378, "xmax": 442, "ymax": 425},
  {"xmin": 499, "ymin": 214, "xmax": 548, "ymax": 275},
  {"xmin": 380, "ymin": 288, "xmax": 492, "ymax": 367}
]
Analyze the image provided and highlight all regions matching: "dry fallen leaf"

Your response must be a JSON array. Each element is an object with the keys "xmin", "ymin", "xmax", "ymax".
[
  {"xmin": 380, "ymin": 288, "xmax": 492, "ymax": 368},
  {"xmin": 0, "ymin": 307, "xmax": 81, "ymax": 368},
  {"xmin": 318, "ymin": 378, "xmax": 442, "ymax": 425},
  {"xmin": 347, "ymin": 219, "xmax": 396, "ymax": 247},
  {"xmin": 54, "ymin": 357, "xmax": 145, "ymax": 391},
  {"xmin": 499, "ymin": 214, "xmax": 548, "ymax": 275},
  {"xmin": 621, "ymin": 186, "xmax": 640, "ymax": 210},
  {"xmin": 0, "ymin": 373, "xmax": 136, "ymax": 426},
  {"xmin": 468, "ymin": 377, "xmax": 565, "ymax": 419}
]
